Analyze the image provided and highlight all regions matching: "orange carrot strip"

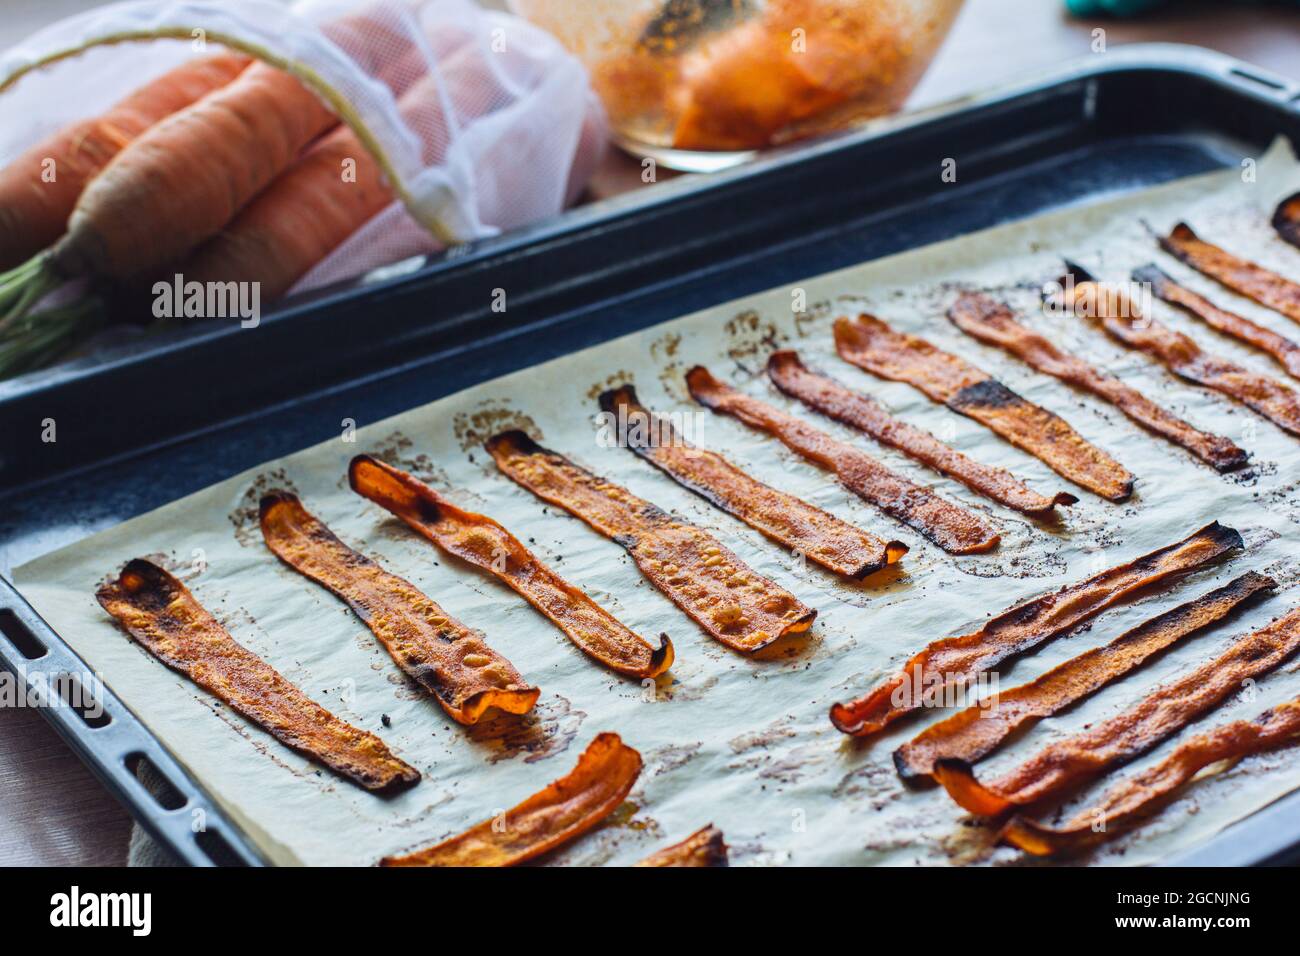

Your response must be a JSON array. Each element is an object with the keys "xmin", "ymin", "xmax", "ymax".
[
  {"xmin": 1001, "ymin": 695, "xmax": 1300, "ymax": 856},
  {"xmin": 835, "ymin": 313, "xmax": 1135, "ymax": 501},
  {"xmin": 259, "ymin": 490, "xmax": 537, "ymax": 725},
  {"xmin": 1275, "ymin": 192, "xmax": 1300, "ymax": 250},
  {"xmin": 685, "ymin": 365, "xmax": 1000, "ymax": 555},
  {"xmin": 347, "ymin": 454, "xmax": 672, "ymax": 679},
  {"xmin": 1159, "ymin": 222, "xmax": 1300, "ymax": 324},
  {"xmin": 1135, "ymin": 263, "xmax": 1300, "ymax": 381},
  {"xmin": 380, "ymin": 732, "xmax": 640, "ymax": 866},
  {"xmin": 1056, "ymin": 268, "xmax": 1300, "ymax": 438},
  {"xmin": 485, "ymin": 430, "xmax": 816, "ymax": 653},
  {"xmin": 948, "ymin": 291, "xmax": 1247, "ymax": 472},
  {"xmin": 635, "ymin": 824, "xmax": 730, "ymax": 867},
  {"xmin": 894, "ymin": 571, "xmax": 1275, "ymax": 782},
  {"xmin": 599, "ymin": 384, "xmax": 907, "ymax": 578},
  {"xmin": 96, "ymin": 558, "xmax": 418, "ymax": 792},
  {"xmin": 828, "ymin": 522, "xmax": 1242, "ymax": 737},
  {"xmin": 767, "ymin": 349, "xmax": 1077, "ymax": 516},
  {"xmin": 934, "ymin": 605, "xmax": 1300, "ymax": 816}
]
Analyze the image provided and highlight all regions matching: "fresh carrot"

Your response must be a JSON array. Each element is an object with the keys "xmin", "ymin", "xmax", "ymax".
[{"xmin": 0, "ymin": 53, "xmax": 251, "ymax": 271}]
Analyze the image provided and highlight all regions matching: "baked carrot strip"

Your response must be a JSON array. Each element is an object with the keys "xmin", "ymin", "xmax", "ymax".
[
  {"xmin": 259, "ymin": 491, "xmax": 538, "ymax": 725},
  {"xmin": 894, "ymin": 571, "xmax": 1276, "ymax": 782},
  {"xmin": 767, "ymin": 350, "xmax": 1076, "ymax": 517},
  {"xmin": 1057, "ymin": 267, "xmax": 1300, "ymax": 438},
  {"xmin": 1135, "ymin": 263, "xmax": 1300, "ymax": 381},
  {"xmin": 934, "ymin": 605, "xmax": 1300, "ymax": 816},
  {"xmin": 380, "ymin": 732, "xmax": 640, "ymax": 866},
  {"xmin": 949, "ymin": 291, "xmax": 1247, "ymax": 472},
  {"xmin": 685, "ymin": 366, "xmax": 1000, "ymax": 555},
  {"xmin": 96, "ymin": 559, "xmax": 419, "ymax": 792},
  {"xmin": 485, "ymin": 431, "xmax": 815, "ymax": 653},
  {"xmin": 347, "ymin": 454, "xmax": 672, "ymax": 679},
  {"xmin": 1160, "ymin": 222, "xmax": 1300, "ymax": 323},
  {"xmin": 635, "ymin": 824, "xmax": 730, "ymax": 867},
  {"xmin": 1276, "ymin": 192, "xmax": 1300, "ymax": 250},
  {"xmin": 599, "ymin": 384, "xmax": 907, "ymax": 578},
  {"xmin": 835, "ymin": 314, "xmax": 1134, "ymax": 501},
  {"xmin": 1001, "ymin": 695, "xmax": 1300, "ymax": 856},
  {"xmin": 828, "ymin": 521, "xmax": 1242, "ymax": 737}
]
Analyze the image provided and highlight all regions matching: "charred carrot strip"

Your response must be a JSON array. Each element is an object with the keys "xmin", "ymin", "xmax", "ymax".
[
  {"xmin": 1160, "ymin": 222, "xmax": 1300, "ymax": 323},
  {"xmin": 767, "ymin": 350, "xmax": 1075, "ymax": 517},
  {"xmin": 259, "ymin": 491, "xmax": 538, "ymax": 725},
  {"xmin": 934, "ymin": 604, "xmax": 1300, "ymax": 816},
  {"xmin": 96, "ymin": 559, "xmax": 419, "ymax": 792},
  {"xmin": 1276, "ymin": 192, "xmax": 1300, "ymax": 250},
  {"xmin": 685, "ymin": 366, "xmax": 1000, "ymax": 555},
  {"xmin": 635, "ymin": 824, "xmax": 730, "ymax": 867},
  {"xmin": 347, "ymin": 454, "xmax": 672, "ymax": 679},
  {"xmin": 1002, "ymin": 695, "xmax": 1300, "ymax": 856},
  {"xmin": 1057, "ymin": 267, "xmax": 1300, "ymax": 438},
  {"xmin": 829, "ymin": 522, "xmax": 1242, "ymax": 737},
  {"xmin": 380, "ymin": 732, "xmax": 640, "ymax": 866},
  {"xmin": 485, "ymin": 431, "xmax": 815, "ymax": 653},
  {"xmin": 949, "ymin": 291, "xmax": 1247, "ymax": 472},
  {"xmin": 1135, "ymin": 263, "xmax": 1300, "ymax": 381},
  {"xmin": 834, "ymin": 314, "xmax": 1134, "ymax": 501},
  {"xmin": 894, "ymin": 571, "xmax": 1275, "ymax": 782},
  {"xmin": 599, "ymin": 384, "xmax": 907, "ymax": 578}
]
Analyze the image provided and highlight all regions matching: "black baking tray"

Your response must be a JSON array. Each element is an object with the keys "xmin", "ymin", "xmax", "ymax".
[{"xmin": 2, "ymin": 44, "xmax": 1299, "ymax": 867}]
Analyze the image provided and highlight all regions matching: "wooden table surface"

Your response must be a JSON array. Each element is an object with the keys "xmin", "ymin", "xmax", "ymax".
[{"xmin": 3, "ymin": 0, "xmax": 1298, "ymax": 867}]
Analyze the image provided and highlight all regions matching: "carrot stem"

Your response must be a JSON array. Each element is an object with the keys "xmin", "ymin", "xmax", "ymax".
[
  {"xmin": 0, "ymin": 296, "xmax": 103, "ymax": 378},
  {"xmin": 0, "ymin": 257, "xmax": 65, "ymax": 335}
]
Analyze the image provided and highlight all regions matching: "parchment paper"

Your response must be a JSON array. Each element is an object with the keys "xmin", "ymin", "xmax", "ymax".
[{"xmin": 17, "ymin": 139, "xmax": 1300, "ymax": 867}]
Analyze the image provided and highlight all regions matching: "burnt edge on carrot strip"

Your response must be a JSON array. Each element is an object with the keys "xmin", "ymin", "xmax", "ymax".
[
  {"xmin": 834, "ymin": 313, "xmax": 1135, "ymax": 502},
  {"xmin": 96, "ymin": 558, "xmax": 420, "ymax": 793},
  {"xmin": 828, "ymin": 521, "xmax": 1242, "ymax": 738},
  {"xmin": 1001, "ymin": 695, "xmax": 1300, "ymax": 856},
  {"xmin": 1057, "ymin": 263, "xmax": 1300, "ymax": 439},
  {"xmin": 1159, "ymin": 222, "xmax": 1300, "ymax": 323},
  {"xmin": 1275, "ymin": 192, "xmax": 1300, "ymax": 250},
  {"xmin": 347, "ymin": 453, "xmax": 672, "ymax": 679},
  {"xmin": 933, "ymin": 604, "xmax": 1300, "ymax": 817},
  {"xmin": 894, "ymin": 570, "xmax": 1276, "ymax": 783},
  {"xmin": 767, "ymin": 350, "xmax": 1075, "ymax": 517},
  {"xmin": 635, "ymin": 824, "xmax": 730, "ymax": 867},
  {"xmin": 380, "ymin": 732, "xmax": 641, "ymax": 866},
  {"xmin": 599, "ymin": 384, "xmax": 906, "ymax": 578},
  {"xmin": 1134, "ymin": 262, "xmax": 1300, "ymax": 382},
  {"xmin": 949, "ymin": 291, "xmax": 1248, "ymax": 472},
  {"xmin": 259, "ymin": 490, "xmax": 539, "ymax": 725},
  {"xmin": 485, "ymin": 429, "xmax": 816, "ymax": 653},
  {"xmin": 685, "ymin": 365, "xmax": 1000, "ymax": 555}
]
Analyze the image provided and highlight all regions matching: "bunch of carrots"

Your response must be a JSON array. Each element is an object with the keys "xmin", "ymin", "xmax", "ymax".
[{"xmin": 0, "ymin": 47, "xmax": 410, "ymax": 377}]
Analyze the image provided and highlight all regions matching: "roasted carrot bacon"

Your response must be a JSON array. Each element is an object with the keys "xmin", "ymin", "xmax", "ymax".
[
  {"xmin": 828, "ymin": 522, "xmax": 1242, "ymax": 737},
  {"xmin": 934, "ymin": 605, "xmax": 1300, "ymax": 816},
  {"xmin": 380, "ymin": 732, "xmax": 640, "ymax": 866},
  {"xmin": 1002, "ymin": 695, "xmax": 1300, "ymax": 856},
  {"xmin": 97, "ymin": 559, "xmax": 419, "ymax": 792},
  {"xmin": 1135, "ymin": 263, "xmax": 1300, "ymax": 381},
  {"xmin": 894, "ymin": 571, "xmax": 1276, "ymax": 782},
  {"xmin": 1160, "ymin": 222, "xmax": 1300, "ymax": 323},
  {"xmin": 1276, "ymin": 192, "xmax": 1300, "ymax": 250},
  {"xmin": 348, "ymin": 455, "xmax": 672, "ymax": 679},
  {"xmin": 1057, "ymin": 266, "xmax": 1300, "ymax": 438},
  {"xmin": 635, "ymin": 824, "xmax": 730, "ymax": 867},
  {"xmin": 949, "ymin": 292, "xmax": 1247, "ymax": 472},
  {"xmin": 485, "ymin": 430, "xmax": 815, "ymax": 652},
  {"xmin": 259, "ymin": 491, "xmax": 538, "ymax": 725},
  {"xmin": 834, "ymin": 314, "xmax": 1134, "ymax": 501},
  {"xmin": 767, "ymin": 350, "xmax": 1076, "ymax": 517},
  {"xmin": 599, "ymin": 384, "xmax": 906, "ymax": 578},
  {"xmin": 685, "ymin": 366, "xmax": 1000, "ymax": 555}
]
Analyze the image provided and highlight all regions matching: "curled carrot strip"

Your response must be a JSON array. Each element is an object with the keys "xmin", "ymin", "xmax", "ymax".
[
  {"xmin": 635, "ymin": 824, "xmax": 730, "ymax": 867},
  {"xmin": 348, "ymin": 454, "xmax": 672, "ymax": 679},
  {"xmin": 380, "ymin": 732, "xmax": 640, "ymax": 866},
  {"xmin": 1160, "ymin": 222, "xmax": 1300, "ymax": 323},
  {"xmin": 97, "ymin": 559, "xmax": 419, "ymax": 792},
  {"xmin": 1275, "ymin": 192, "xmax": 1300, "ymax": 250},
  {"xmin": 259, "ymin": 490, "xmax": 538, "ymax": 725}
]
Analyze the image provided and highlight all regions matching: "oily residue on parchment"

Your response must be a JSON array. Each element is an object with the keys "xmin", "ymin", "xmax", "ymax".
[
  {"xmin": 361, "ymin": 430, "xmax": 449, "ymax": 486},
  {"xmin": 725, "ymin": 309, "xmax": 787, "ymax": 372},
  {"xmin": 467, "ymin": 693, "xmax": 587, "ymax": 764},
  {"xmin": 452, "ymin": 403, "xmax": 542, "ymax": 452},
  {"xmin": 229, "ymin": 469, "xmax": 299, "ymax": 547},
  {"xmin": 585, "ymin": 370, "xmax": 634, "ymax": 402}
]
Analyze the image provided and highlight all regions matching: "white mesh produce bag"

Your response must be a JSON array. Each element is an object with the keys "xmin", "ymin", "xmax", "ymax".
[{"xmin": 0, "ymin": 0, "xmax": 607, "ymax": 294}]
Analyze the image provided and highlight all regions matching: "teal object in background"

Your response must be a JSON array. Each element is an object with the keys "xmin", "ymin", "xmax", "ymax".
[{"xmin": 1068, "ymin": 0, "xmax": 1296, "ymax": 15}]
